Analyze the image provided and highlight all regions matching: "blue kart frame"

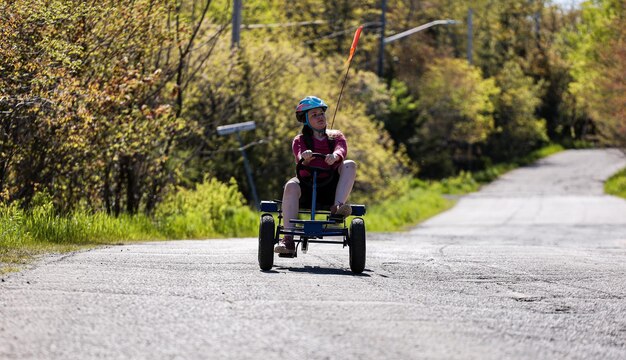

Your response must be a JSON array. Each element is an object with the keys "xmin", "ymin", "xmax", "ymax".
[{"xmin": 258, "ymin": 153, "xmax": 367, "ymax": 273}]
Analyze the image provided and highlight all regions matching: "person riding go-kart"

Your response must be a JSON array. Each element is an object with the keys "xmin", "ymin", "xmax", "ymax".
[{"xmin": 274, "ymin": 96, "xmax": 357, "ymax": 255}]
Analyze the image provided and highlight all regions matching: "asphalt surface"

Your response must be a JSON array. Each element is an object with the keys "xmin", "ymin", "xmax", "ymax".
[{"xmin": 1, "ymin": 149, "xmax": 625, "ymax": 360}]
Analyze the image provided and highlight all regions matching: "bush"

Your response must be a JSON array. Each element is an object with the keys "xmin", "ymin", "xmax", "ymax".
[
  {"xmin": 488, "ymin": 61, "xmax": 548, "ymax": 161},
  {"xmin": 0, "ymin": 203, "xmax": 28, "ymax": 250},
  {"xmin": 437, "ymin": 172, "xmax": 480, "ymax": 194},
  {"xmin": 155, "ymin": 178, "xmax": 258, "ymax": 238},
  {"xmin": 413, "ymin": 58, "xmax": 500, "ymax": 177}
]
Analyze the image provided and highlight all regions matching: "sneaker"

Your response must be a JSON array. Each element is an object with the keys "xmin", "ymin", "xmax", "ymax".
[
  {"xmin": 331, "ymin": 203, "xmax": 352, "ymax": 217},
  {"xmin": 274, "ymin": 236, "xmax": 295, "ymax": 254}
]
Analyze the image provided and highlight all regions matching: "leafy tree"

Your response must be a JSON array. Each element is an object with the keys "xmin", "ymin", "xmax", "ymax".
[
  {"xmin": 382, "ymin": 0, "xmax": 469, "ymax": 88},
  {"xmin": 379, "ymin": 80, "xmax": 420, "ymax": 157},
  {"xmin": 413, "ymin": 58, "xmax": 499, "ymax": 177},
  {"xmin": 566, "ymin": 0, "xmax": 625, "ymax": 147},
  {"xmin": 451, "ymin": 1, "xmax": 582, "ymax": 146},
  {"xmin": 350, "ymin": 77, "xmax": 420, "ymax": 174},
  {"xmin": 591, "ymin": 19, "xmax": 626, "ymax": 148},
  {"xmin": 488, "ymin": 61, "xmax": 547, "ymax": 160},
  {"xmin": 0, "ymin": 0, "xmax": 187, "ymax": 214}
]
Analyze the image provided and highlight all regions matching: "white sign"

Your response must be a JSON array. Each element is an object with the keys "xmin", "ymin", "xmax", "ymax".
[{"xmin": 217, "ymin": 121, "xmax": 256, "ymax": 135}]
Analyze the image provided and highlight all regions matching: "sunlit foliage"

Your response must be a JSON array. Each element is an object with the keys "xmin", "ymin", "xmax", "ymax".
[
  {"xmin": 567, "ymin": 0, "xmax": 625, "ymax": 147},
  {"xmin": 489, "ymin": 61, "xmax": 548, "ymax": 160},
  {"xmin": 0, "ymin": 0, "xmax": 180, "ymax": 213},
  {"xmin": 1, "ymin": 0, "xmax": 621, "ymax": 220},
  {"xmin": 413, "ymin": 58, "xmax": 499, "ymax": 177}
]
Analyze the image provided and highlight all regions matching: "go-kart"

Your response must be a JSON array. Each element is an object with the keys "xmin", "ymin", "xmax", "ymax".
[{"xmin": 258, "ymin": 153, "xmax": 366, "ymax": 274}]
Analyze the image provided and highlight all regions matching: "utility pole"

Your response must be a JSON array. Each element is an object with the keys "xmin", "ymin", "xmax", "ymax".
[
  {"xmin": 467, "ymin": 8, "xmax": 473, "ymax": 64},
  {"xmin": 377, "ymin": 0, "xmax": 387, "ymax": 77},
  {"xmin": 232, "ymin": 0, "xmax": 242, "ymax": 48}
]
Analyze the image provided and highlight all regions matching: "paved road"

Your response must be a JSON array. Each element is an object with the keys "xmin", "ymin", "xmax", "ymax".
[{"xmin": 1, "ymin": 149, "xmax": 625, "ymax": 360}]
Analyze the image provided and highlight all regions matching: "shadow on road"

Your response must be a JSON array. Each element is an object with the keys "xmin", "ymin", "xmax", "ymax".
[{"xmin": 264, "ymin": 266, "xmax": 372, "ymax": 277}]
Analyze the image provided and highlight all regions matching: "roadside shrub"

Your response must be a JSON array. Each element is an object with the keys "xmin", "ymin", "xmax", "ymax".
[
  {"xmin": 488, "ymin": 61, "xmax": 548, "ymax": 161},
  {"xmin": 0, "ymin": 203, "xmax": 29, "ymax": 250},
  {"xmin": 155, "ymin": 177, "xmax": 257, "ymax": 238},
  {"xmin": 414, "ymin": 58, "xmax": 500, "ymax": 177},
  {"xmin": 437, "ymin": 172, "xmax": 480, "ymax": 194}
]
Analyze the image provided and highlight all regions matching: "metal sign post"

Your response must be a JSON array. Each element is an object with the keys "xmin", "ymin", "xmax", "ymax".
[{"xmin": 217, "ymin": 121, "xmax": 260, "ymax": 209}]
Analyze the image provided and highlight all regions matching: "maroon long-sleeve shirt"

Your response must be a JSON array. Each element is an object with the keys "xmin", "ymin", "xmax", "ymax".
[{"xmin": 292, "ymin": 130, "xmax": 347, "ymax": 177}]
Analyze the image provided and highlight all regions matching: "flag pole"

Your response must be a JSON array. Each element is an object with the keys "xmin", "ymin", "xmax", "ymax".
[{"xmin": 330, "ymin": 25, "xmax": 363, "ymax": 130}]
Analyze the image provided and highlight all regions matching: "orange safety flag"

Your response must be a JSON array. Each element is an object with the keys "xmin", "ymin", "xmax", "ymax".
[{"xmin": 346, "ymin": 25, "xmax": 364, "ymax": 63}]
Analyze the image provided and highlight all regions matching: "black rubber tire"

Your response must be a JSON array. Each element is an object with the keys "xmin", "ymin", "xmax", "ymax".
[
  {"xmin": 349, "ymin": 218, "xmax": 366, "ymax": 274},
  {"xmin": 258, "ymin": 214, "xmax": 275, "ymax": 271}
]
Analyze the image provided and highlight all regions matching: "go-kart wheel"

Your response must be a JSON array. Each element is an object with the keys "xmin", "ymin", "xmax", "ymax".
[
  {"xmin": 258, "ymin": 214, "xmax": 275, "ymax": 271},
  {"xmin": 349, "ymin": 218, "xmax": 366, "ymax": 274}
]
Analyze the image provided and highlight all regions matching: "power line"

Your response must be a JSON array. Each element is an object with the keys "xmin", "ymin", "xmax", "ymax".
[
  {"xmin": 242, "ymin": 20, "xmax": 327, "ymax": 29},
  {"xmin": 304, "ymin": 22, "xmax": 381, "ymax": 45}
]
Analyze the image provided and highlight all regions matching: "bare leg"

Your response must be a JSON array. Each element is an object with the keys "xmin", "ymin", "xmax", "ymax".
[
  {"xmin": 281, "ymin": 178, "xmax": 301, "ymax": 234},
  {"xmin": 334, "ymin": 160, "xmax": 357, "ymax": 205},
  {"xmin": 275, "ymin": 178, "xmax": 300, "ymax": 254}
]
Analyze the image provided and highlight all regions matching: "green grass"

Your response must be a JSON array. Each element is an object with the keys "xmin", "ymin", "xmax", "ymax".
[
  {"xmin": 1, "ymin": 206, "xmax": 258, "ymax": 273},
  {"xmin": 1, "ymin": 179, "xmax": 258, "ymax": 273},
  {"xmin": 605, "ymin": 167, "xmax": 626, "ymax": 199},
  {"xmin": 366, "ymin": 184, "xmax": 454, "ymax": 231},
  {"xmin": 1, "ymin": 205, "xmax": 166, "ymax": 272}
]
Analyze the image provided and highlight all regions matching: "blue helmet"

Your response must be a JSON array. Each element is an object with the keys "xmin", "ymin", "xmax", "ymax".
[{"xmin": 295, "ymin": 96, "xmax": 328, "ymax": 123}]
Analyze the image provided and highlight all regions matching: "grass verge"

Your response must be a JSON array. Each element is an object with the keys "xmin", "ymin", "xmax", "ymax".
[
  {"xmin": 605, "ymin": 167, "xmax": 626, "ymax": 199},
  {"xmin": 1, "ymin": 179, "xmax": 258, "ymax": 273},
  {"xmin": 366, "ymin": 184, "xmax": 454, "ymax": 232}
]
